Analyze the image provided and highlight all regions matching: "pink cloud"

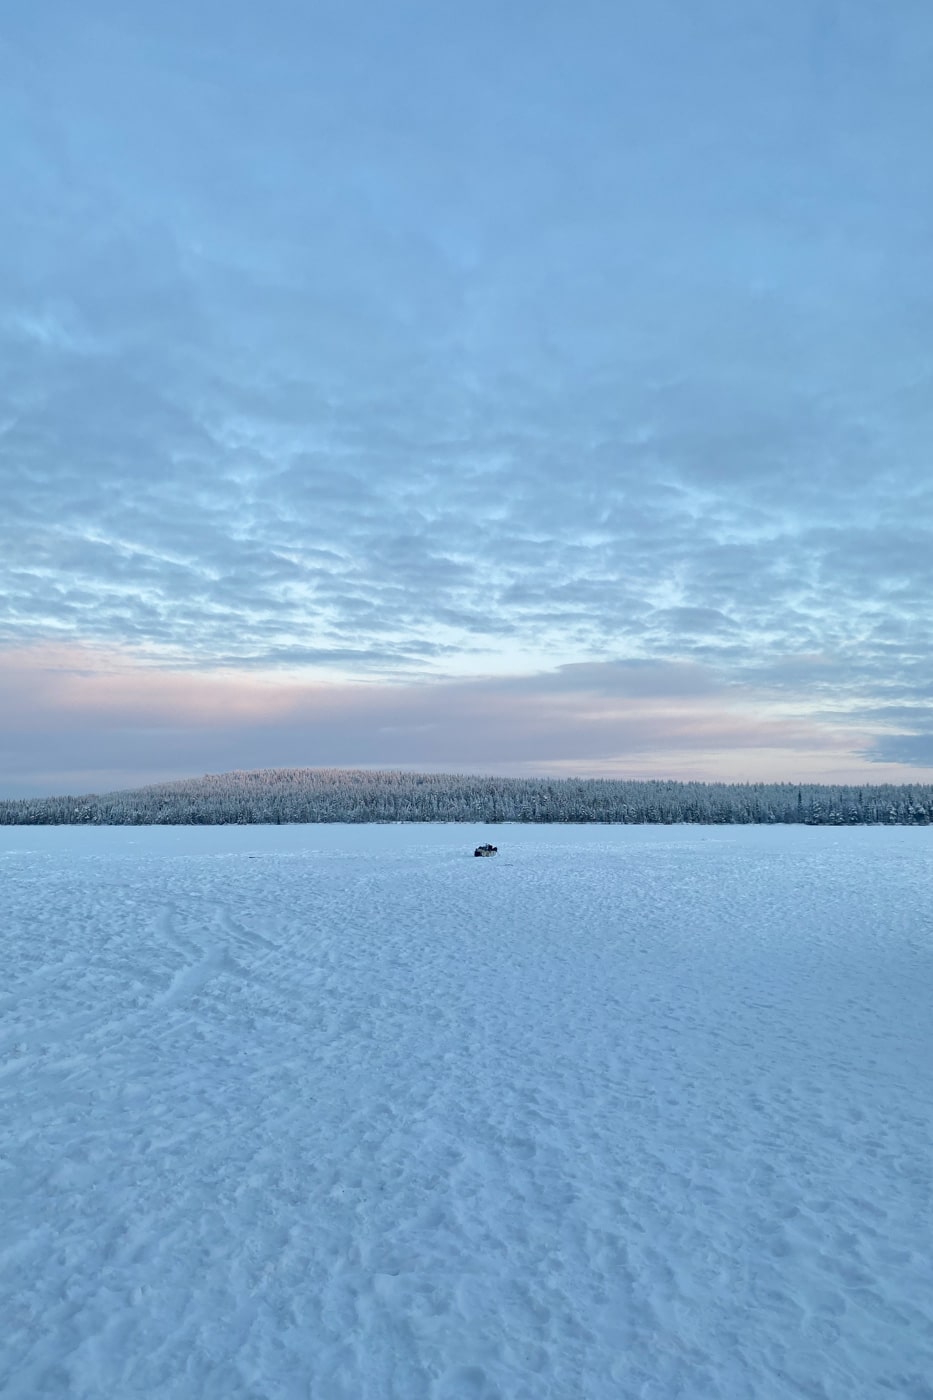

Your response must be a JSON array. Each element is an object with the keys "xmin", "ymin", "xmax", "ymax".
[{"xmin": 2, "ymin": 642, "xmax": 931, "ymax": 796}]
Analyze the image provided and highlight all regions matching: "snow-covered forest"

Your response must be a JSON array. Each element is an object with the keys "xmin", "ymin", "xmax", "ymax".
[{"xmin": 3, "ymin": 768, "xmax": 933, "ymax": 825}]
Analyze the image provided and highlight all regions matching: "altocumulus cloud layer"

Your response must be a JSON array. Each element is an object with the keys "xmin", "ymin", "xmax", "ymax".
[{"xmin": 2, "ymin": 1, "xmax": 933, "ymax": 794}]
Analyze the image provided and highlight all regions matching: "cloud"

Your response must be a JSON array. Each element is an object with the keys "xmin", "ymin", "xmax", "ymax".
[
  {"xmin": 3, "ymin": 643, "xmax": 931, "ymax": 797},
  {"xmin": 2, "ymin": 1, "xmax": 933, "ymax": 784},
  {"xmin": 867, "ymin": 731, "xmax": 933, "ymax": 768}
]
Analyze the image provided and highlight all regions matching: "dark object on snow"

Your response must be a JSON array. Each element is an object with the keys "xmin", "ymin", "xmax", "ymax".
[{"xmin": 474, "ymin": 843, "xmax": 498, "ymax": 857}]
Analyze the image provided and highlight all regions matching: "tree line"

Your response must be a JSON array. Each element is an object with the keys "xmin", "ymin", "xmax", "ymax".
[{"xmin": 2, "ymin": 768, "xmax": 932, "ymax": 825}]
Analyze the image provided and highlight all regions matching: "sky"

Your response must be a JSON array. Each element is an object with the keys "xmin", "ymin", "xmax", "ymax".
[{"xmin": 2, "ymin": 0, "xmax": 933, "ymax": 797}]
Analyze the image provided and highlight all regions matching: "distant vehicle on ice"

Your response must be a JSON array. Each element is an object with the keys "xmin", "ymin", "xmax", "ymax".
[{"xmin": 474, "ymin": 843, "xmax": 498, "ymax": 857}]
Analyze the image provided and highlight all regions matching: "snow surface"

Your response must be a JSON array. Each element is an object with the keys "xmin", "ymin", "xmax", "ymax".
[{"xmin": 1, "ymin": 823, "xmax": 931, "ymax": 1399}]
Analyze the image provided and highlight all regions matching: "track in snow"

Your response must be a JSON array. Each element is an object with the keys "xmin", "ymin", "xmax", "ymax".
[{"xmin": 1, "ymin": 823, "xmax": 932, "ymax": 1398}]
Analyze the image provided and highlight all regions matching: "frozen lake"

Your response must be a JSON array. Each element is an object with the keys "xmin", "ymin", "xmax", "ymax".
[{"xmin": 2, "ymin": 824, "xmax": 931, "ymax": 1398}]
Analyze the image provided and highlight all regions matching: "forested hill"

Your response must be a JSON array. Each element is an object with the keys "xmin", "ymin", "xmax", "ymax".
[{"xmin": 2, "ymin": 768, "xmax": 933, "ymax": 826}]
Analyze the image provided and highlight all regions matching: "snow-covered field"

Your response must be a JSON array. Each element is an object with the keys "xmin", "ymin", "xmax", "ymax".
[{"xmin": 1, "ymin": 824, "xmax": 931, "ymax": 1400}]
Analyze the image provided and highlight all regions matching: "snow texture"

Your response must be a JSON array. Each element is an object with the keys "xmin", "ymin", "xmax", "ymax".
[{"xmin": 1, "ymin": 824, "xmax": 931, "ymax": 1399}]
